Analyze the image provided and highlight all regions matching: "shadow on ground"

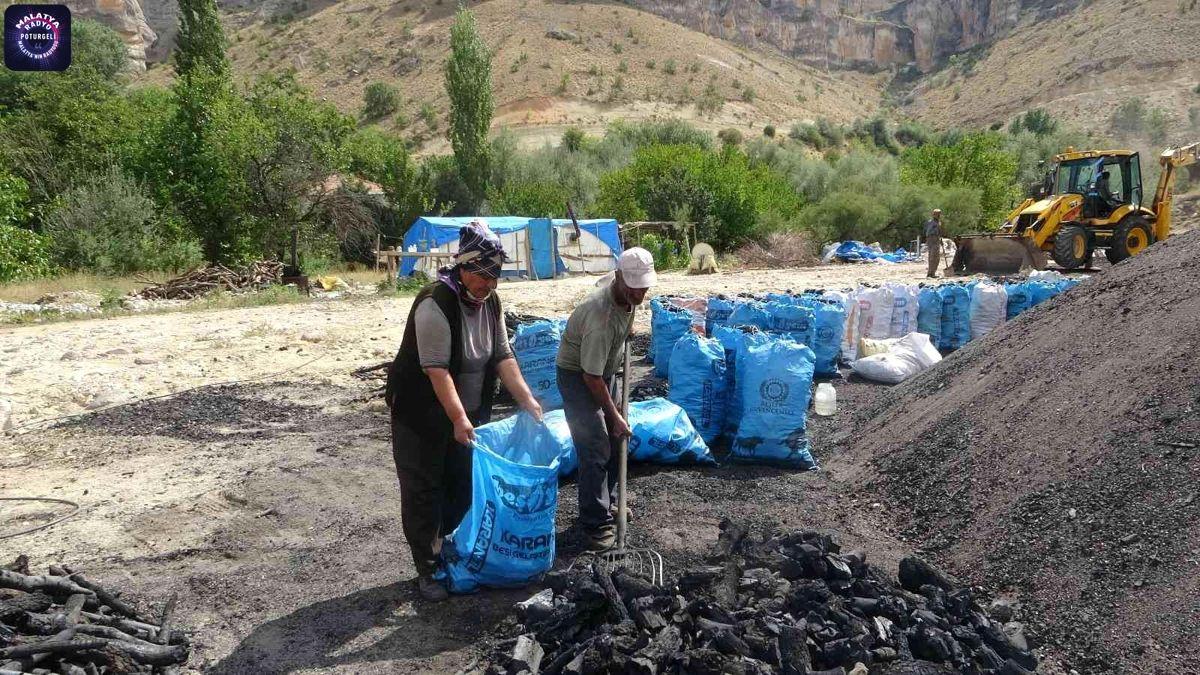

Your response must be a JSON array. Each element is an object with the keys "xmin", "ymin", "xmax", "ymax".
[{"xmin": 210, "ymin": 581, "xmax": 523, "ymax": 674}]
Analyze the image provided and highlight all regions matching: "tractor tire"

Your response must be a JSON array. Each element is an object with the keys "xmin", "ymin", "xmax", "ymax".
[
  {"xmin": 1108, "ymin": 216, "xmax": 1153, "ymax": 264},
  {"xmin": 1052, "ymin": 224, "xmax": 1088, "ymax": 270}
]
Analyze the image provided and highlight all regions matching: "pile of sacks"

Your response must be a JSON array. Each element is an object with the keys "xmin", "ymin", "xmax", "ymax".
[{"xmin": 653, "ymin": 292, "xmax": 851, "ymax": 470}]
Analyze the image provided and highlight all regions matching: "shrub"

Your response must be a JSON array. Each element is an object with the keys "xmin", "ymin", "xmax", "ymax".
[
  {"xmin": 718, "ymin": 128, "xmax": 744, "ymax": 147},
  {"xmin": 763, "ymin": 125, "xmax": 776, "ymax": 138},
  {"xmin": 797, "ymin": 190, "xmax": 890, "ymax": 243},
  {"xmin": 44, "ymin": 169, "xmax": 203, "ymax": 274},
  {"xmin": 816, "ymin": 117, "xmax": 844, "ymax": 147},
  {"xmin": 362, "ymin": 82, "xmax": 400, "ymax": 120},
  {"xmin": 1146, "ymin": 107, "xmax": 1172, "ymax": 145},
  {"xmin": 606, "ymin": 119, "xmax": 713, "ymax": 150},
  {"xmin": 1110, "ymin": 97, "xmax": 1146, "ymax": 135},
  {"xmin": 696, "ymin": 81, "xmax": 723, "ymax": 116},
  {"xmin": 1013, "ymin": 108, "xmax": 1058, "ymax": 136},
  {"xmin": 562, "ymin": 127, "xmax": 587, "ymax": 152},
  {"xmin": 894, "ymin": 120, "xmax": 932, "ymax": 147},
  {"xmin": 1190, "ymin": 106, "xmax": 1200, "ymax": 131},
  {"xmin": 420, "ymin": 102, "xmax": 438, "ymax": 129},
  {"xmin": 638, "ymin": 232, "xmax": 690, "ymax": 270},
  {"xmin": 0, "ymin": 224, "xmax": 54, "ymax": 282},
  {"xmin": 487, "ymin": 180, "xmax": 569, "ymax": 217},
  {"xmin": 663, "ymin": 59, "xmax": 676, "ymax": 75},
  {"xmin": 645, "ymin": 60, "xmax": 656, "ymax": 70},
  {"xmin": 741, "ymin": 87, "xmax": 756, "ymax": 103},
  {"xmin": 594, "ymin": 144, "xmax": 801, "ymax": 250},
  {"xmin": 0, "ymin": 173, "xmax": 30, "ymax": 227},
  {"xmin": 618, "ymin": 60, "xmax": 628, "ymax": 73},
  {"xmin": 789, "ymin": 123, "xmax": 824, "ymax": 149}
]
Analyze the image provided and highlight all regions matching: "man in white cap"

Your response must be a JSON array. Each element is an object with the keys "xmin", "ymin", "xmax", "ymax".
[{"xmin": 556, "ymin": 247, "xmax": 657, "ymax": 551}]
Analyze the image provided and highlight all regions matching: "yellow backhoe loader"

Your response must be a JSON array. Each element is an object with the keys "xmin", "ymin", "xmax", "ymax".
[{"xmin": 951, "ymin": 142, "xmax": 1200, "ymax": 275}]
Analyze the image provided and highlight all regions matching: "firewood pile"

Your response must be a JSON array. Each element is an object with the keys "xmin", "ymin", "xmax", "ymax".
[
  {"xmin": 136, "ymin": 261, "xmax": 284, "ymax": 300},
  {"xmin": 488, "ymin": 520, "xmax": 1038, "ymax": 674},
  {"xmin": 1, "ymin": 556, "xmax": 189, "ymax": 674}
]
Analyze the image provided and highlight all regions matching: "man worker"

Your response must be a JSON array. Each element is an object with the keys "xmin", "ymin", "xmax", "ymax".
[
  {"xmin": 556, "ymin": 248, "xmax": 657, "ymax": 552},
  {"xmin": 924, "ymin": 208, "xmax": 943, "ymax": 279}
]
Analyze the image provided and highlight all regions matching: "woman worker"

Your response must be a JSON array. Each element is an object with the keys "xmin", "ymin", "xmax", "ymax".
[{"xmin": 385, "ymin": 220, "xmax": 543, "ymax": 601}]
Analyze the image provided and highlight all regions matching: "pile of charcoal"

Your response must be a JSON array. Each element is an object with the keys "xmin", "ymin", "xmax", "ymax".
[
  {"xmin": 487, "ymin": 521, "xmax": 1037, "ymax": 674},
  {"xmin": 1, "ymin": 556, "xmax": 189, "ymax": 674}
]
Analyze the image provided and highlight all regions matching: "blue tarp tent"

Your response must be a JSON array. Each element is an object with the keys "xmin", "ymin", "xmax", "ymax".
[{"xmin": 399, "ymin": 216, "xmax": 623, "ymax": 279}]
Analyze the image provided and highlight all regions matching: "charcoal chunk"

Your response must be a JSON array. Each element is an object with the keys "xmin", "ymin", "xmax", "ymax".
[{"xmin": 897, "ymin": 557, "xmax": 958, "ymax": 593}]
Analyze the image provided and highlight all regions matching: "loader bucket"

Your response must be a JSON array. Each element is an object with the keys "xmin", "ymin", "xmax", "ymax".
[{"xmin": 951, "ymin": 235, "xmax": 1047, "ymax": 276}]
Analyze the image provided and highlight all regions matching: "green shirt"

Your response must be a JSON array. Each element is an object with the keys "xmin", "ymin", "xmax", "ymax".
[{"xmin": 556, "ymin": 284, "xmax": 635, "ymax": 378}]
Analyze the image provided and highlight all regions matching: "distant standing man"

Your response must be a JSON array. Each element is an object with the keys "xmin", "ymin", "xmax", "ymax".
[
  {"xmin": 556, "ymin": 249, "xmax": 657, "ymax": 552},
  {"xmin": 924, "ymin": 208, "xmax": 943, "ymax": 279},
  {"xmin": 385, "ymin": 221, "xmax": 543, "ymax": 601}
]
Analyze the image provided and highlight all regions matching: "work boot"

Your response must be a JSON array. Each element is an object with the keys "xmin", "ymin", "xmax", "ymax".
[
  {"xmin": 586, "ymin": 524, "xmax": 617, "ymax": 552},
  {"xmin": 417, "ymin": 574, "xmax": 449, "ymax": 602}
]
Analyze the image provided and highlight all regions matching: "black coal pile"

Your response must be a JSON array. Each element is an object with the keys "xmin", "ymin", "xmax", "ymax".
[
  {"xmin": 1, "ymin": 555, "xmax": 190, "ymax": 673},
  {"xmin": 486, "ymin": 521, "xmax": 1036, "ymax": 675}
]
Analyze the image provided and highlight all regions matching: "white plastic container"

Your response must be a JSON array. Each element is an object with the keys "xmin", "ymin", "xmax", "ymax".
[{"xmin": 814, "ymin": 383, "xmax": 837, "ymax": 416}]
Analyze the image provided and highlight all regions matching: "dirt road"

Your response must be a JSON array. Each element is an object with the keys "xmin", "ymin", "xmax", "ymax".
[
  {"xmin": 0, "ymin": 263, "xmax": 929, "ymax": 429},
  {"xmin": 1, "ymin": 262, "xmax": 930, "ymax": 674}
]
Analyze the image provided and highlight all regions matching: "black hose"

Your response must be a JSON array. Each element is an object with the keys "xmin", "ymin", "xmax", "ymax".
[{"xmin": 0, "ymin": 496, "xmax": 81, "ymax": 540}]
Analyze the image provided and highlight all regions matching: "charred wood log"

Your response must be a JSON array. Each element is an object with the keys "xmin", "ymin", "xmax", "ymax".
[
  {"xmin": 67, "ymin": 576, "xmax": 140, "ymax": 622},
  {"xmin": 0, "ymin": 573, "xmax": 93, "ymax": 600}
]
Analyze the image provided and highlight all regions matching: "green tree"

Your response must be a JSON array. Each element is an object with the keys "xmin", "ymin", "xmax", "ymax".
[
  {"xmin": 163, "ymin": 0, "xmax": 244, "ymax": 262},
  {"xmin": 900, "ymin": 132, "xmax": 1018, "ymax": 227},
  {"xmin": 0, "ymin": 224, "xmax": 53, "ymax": 283},
  {"xmin": 347, "ymin": 127, "xmax": 433, "ymax": 227},
  {"xmin": 174, "ymin": 0, "xmax": 229, "ymax": 79},
  {"xmin": 487, "ymin": 181, "xmax": 569, "ymax": 216},
  {"xmin": 444, "ymin": 6, "xmax": 494, "ymax": 211}
]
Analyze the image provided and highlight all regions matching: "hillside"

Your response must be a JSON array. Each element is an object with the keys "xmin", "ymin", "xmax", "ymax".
[
  {"xmin": 140, "ymin": 0, "xmax": 883, "ymax": 152},
  {"xmin": 903, "ymin": 0, "xmax": 1200, "ymax": 138}
]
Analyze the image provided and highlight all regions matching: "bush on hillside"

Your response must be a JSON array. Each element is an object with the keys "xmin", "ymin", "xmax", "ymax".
[
  {"xmin": 1110, "ymin": 98, "xmax": 1147, "ymax": 135},
  {"xmin": 1009, "ymin": 108, "xmax": 1058, "ymax": 137},
  {"xmin": 718, "ymin": 128, "xmax": 744, "ymax": 147},
  {"xmin": 1146, "ymin": 107, "xmax": 1172, "ymax": 145},
  {"xmin": 487, "ymin": 180, "xmax": 569, "ymax": 217},
  {"xmin": 789, "ymin": 123, "xmax": 824, "ymax": 149},
  {"xmin": 362, "ymin": 82, "xmax": 401, "ymax": 120},
  {"xmin": 894, "ymin": 120, "xmax": 933, "ymax": 147}
]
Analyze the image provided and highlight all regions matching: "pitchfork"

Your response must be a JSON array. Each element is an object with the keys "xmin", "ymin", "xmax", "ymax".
[{"xmin": 573, "ymin": 337, "xmax": 665, "ymax": 585}]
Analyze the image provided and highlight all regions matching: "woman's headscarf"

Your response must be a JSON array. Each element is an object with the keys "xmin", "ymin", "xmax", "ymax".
[{"xmin": 438, "ymin": 220, "xmax": 508, "ymax": 306}]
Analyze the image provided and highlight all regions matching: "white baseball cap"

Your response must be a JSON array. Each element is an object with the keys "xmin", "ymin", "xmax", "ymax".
[{"xmin": 618, "ymin": 247, "xmax": 657, "ymax": 289}]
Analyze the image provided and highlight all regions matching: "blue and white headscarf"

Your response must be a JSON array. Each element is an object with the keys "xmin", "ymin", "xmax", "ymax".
[{"xmin": 437, "ymin": 220, "xmax": 508, "ymax": 306}]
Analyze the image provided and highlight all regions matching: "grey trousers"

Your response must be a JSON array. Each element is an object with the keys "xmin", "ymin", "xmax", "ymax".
[
  {"xmin": 557, "ymin": 367, "xmax": 621, "ymax": 530},
  {"xmin": 926, "ymin": 235, "xmax": 941, "ymax": 276}
]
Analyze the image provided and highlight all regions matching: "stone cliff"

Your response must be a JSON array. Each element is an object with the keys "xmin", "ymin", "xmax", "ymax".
[
  {"xmin": 65, "ymin": 0, "xmax": 157, "ymax": 71},
  {"xmin": 628, "ymin": 0, "xmax": 1069, "ymax": 72}
]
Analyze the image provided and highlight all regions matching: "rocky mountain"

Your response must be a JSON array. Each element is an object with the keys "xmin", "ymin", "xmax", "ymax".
[
  {"xmin": 65, "ymin": 0, "xmax": 157, "ymax": 71},
  {"xmin": 628, "ymin": 0, "xmax": 1082, "ymax": 72}
]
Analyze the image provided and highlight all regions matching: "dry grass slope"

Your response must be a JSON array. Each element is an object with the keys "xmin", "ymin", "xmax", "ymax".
[
  {"xmin": 142, "ymin": 0, "xmax": 883, "ymax": 151},
  {"xmin": 906, "ymin": 0, "xmax": 1200, "ymax": 138}
]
